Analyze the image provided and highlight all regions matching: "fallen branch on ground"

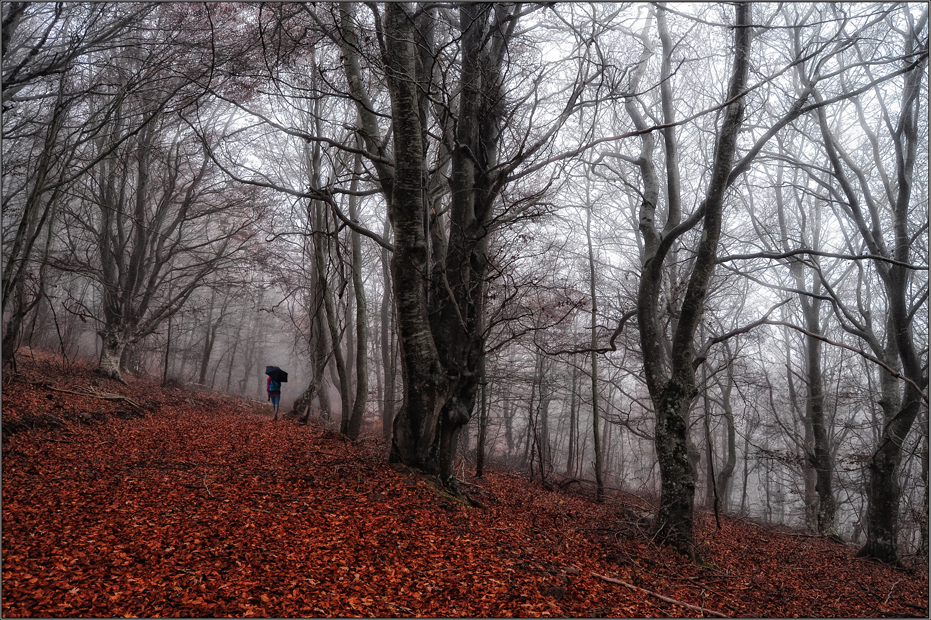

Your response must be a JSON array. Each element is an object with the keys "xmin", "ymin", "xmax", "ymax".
[
  {"xmin": 592, "ymin": 572, "xmax": 728, "ymax": 618},
  {"xmin": 38, "ymin": 384, "xmax": 145, "ymax": 411}
]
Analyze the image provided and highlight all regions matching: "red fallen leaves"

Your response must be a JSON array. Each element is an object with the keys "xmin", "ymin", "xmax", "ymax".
[{"xmin": 2, "ymin": 353, "xmax": 929, "ymax": 618}]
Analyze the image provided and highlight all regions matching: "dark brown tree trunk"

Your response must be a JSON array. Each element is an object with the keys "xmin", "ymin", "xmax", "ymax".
[
  {"xmin": 97, "ymin": 326, "xmax": 129, "ymax": 382},
  {"xmin": 805, "ymin": 316, "xmax": 836, "ymax": 537},
  {"xmin": 1, "ymin": 278, "xmax": 26, "ymax": 372},
  {"xmin": 198, "ymin": 288, "xmax": 229, "ymax": 387},
  {"xmin": 315, "ymin": 207, "xmax": 350, "ymax": 433},
  {"xmin": 383, "ymin": 3, "xmax": 513, "ymax": 487}
]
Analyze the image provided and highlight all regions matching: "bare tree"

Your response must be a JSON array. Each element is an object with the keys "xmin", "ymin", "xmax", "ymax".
[
  {"xmin": 614, "ymin": 2, "xmax": 752, "ymax": 556},
  {"xmin": 805, "ymin": 7, "xmax": 929, "ymax": 564},
  {"xmin": 1, "ymin": 3, "xmax": 156, "ymax": 369},
  {"xmin": 331, "ymin": 2, "xmax": 599, "ymax": 485}
]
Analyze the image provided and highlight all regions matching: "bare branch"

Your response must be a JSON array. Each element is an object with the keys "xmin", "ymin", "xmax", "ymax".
[{"xmin": 717, "ymin": 248, "xmax": 928, "ymax": 271}]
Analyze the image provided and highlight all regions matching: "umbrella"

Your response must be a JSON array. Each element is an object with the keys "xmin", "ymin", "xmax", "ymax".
[{"xmin": 265, "ymin": 366, "xmax": 288, "ymax": 383}]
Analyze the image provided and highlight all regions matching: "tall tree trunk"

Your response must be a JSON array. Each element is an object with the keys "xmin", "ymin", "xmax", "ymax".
[
  {"xmin": 740, "ymin": 423, "xmax": 752, "ymax": 515},
  {"xmin": 239, "ymin": 291, "xmax": 263, "ymax": 396},
  {"xmin": 809, "ymin": 17, "xmax": 928, "ymax": 561},
  {"xmin": 346, "ymin": 151, "xmax": 368, "ymax": 440},
  {"xmin": 385, "ymin": 2, "xmax": 451, "ymax": 472},
  {"xmin": 224, "ymin": 314, "xmax": 244, "ymax": 392},
  {"xmin": 535, "ymin": 350, "xmax": 552, "ymax": 484},
  {"xmin": 475, "ymin": 362, "xmax": 489, "ymax": 478},
  {"xmin": 783, "ymin": 319, "xmax": 818, "ymax": 532},
  {"xmin": 315, "ymin": 205, "xmax": 351, "ymax": 434},
  {"xmin": 777, "ymin": 168, "xmax": 836, "ymax": 536},
  {"xmin": 162, "ymin": 314, "xmax": 172, "ymax": 387},
  {"xmin": 380, "ymin": 218, "xmax": 397, "ymax": 440},
  {"xmin": 523, "ymin": 361, "xmax": 539, "ymax": 471},
  {"xmin": 700, "ymin": 348, "xmax": 719, "ymax": 522},
  {"xmin": 197, "ymin": 288, "xmax": 220, "ymax": 385},
  {"xmin": 804, "ymin": 309, "xmax": 836, "ymax": 537},
  {"xmin": 503, "ymin": 393, "xmax": 514, "ymax": 458},
  {"xmin": 714, "ymin": 360, "xmax": 738, "ymax": 513},
  {"xmin": 586, "ymin": 199, "xmax": 604, "ymax": 502},
  {"xmin": 566, "ymin": 354, "xmax": 580, "ymax": 477}
]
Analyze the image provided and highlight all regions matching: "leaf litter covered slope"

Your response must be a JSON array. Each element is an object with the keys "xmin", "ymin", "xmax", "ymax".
[{"xmin": 2, "ymin": 355, "xmax": 928, "ymax": 618}]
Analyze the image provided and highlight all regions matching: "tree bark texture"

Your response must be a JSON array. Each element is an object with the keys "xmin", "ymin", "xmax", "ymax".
[
  {"xmin": 384, "ymin": 2, "xmax": 451, "ymax": 472},
  {"xmin": 380, "ymin": 3, "xmax": 512, "ymax": 484}
]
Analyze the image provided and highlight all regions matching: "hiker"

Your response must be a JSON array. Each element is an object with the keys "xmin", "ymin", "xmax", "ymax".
[{"xmin": 267, "ymin": 375, "xmax": 282, "ymax": 420}]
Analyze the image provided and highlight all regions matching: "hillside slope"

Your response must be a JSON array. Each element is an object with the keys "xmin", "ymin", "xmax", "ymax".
[{"xmin": 2, "ymin": 352, "xmax": 927, "ymax": 617}]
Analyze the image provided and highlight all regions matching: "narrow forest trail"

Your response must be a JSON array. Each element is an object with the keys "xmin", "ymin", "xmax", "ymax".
[{"xmin": 2, "ymin": 354, "xmax": 928, "ymax": 618}]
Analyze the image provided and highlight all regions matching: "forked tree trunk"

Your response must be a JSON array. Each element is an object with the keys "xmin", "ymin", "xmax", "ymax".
[
  {"xmin": 385, "ymin": 2, "xmax": 451, "ymax": 473},
  {"xmin": 385, "ymin": 3, "xmax": 512, "ymax": 485},
  {"xmin": 636, "ymin": 3, "xmax": 751, "ymax": 557}
]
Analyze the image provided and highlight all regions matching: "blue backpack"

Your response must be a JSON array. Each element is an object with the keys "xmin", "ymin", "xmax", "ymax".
[{"xmin": 269, "ymin": 380, "xmax": 281, "ymax": 392}]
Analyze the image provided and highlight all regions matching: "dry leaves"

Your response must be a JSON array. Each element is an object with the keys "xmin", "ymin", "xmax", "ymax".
[{"xmin": 2, "ymin": 353, "xmax": 928, "ymax": 617}]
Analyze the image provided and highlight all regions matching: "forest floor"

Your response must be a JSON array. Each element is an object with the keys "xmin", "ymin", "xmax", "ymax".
[{"xmin": 2, "ymin": 351, "xmax": 928, "ymax": 618}]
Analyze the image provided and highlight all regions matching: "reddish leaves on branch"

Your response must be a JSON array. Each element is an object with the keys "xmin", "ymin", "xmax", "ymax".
[{"xmin": 2, "ymin": 353, "xmax": 928, "ymax": 617}]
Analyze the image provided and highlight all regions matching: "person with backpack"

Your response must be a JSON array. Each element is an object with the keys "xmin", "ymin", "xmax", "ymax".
[{"xmin": 267, "ymin": 375, "xmax": 282, "ymax": 420}]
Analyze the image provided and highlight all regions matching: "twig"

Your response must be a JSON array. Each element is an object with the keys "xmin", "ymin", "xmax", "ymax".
[
  {"xmin": 202, "ymin": 474, "xmax": 214, "ymax": 498},
  {"xmin": 592, "ymin": 572, "xmax": 728, "ymax": 618},
  {"xmin": 883, "ymin": 580, "xmax": 901, "ymax": 605},
  {"xmin": 40, "ymin": 438, "xmax": 73, "ymax": 444},
  {"xmin": 312, "ymin": 449, "xmax": 345, "ymax": 458}
]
